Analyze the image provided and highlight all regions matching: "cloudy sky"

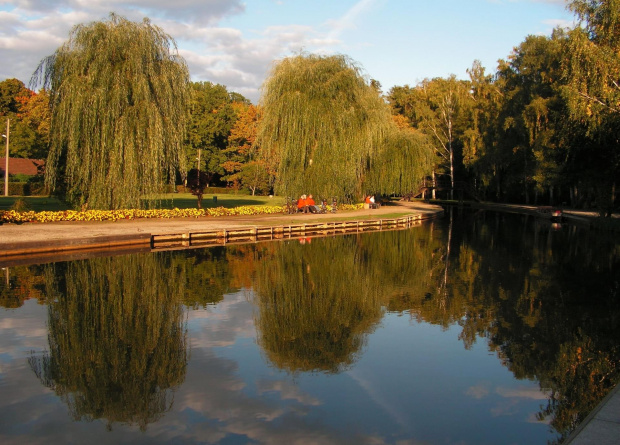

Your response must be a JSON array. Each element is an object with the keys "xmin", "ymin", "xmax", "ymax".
[{"xmin": 0, "ymin": 0, "xmax": 575, "ymax": 103}]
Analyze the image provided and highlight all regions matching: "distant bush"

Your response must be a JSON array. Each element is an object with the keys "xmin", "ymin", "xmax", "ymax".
[
  {"xmin": 173, "ymin": 185, "xmax": 250, "ymax": 195},
  {"xmin": 8, "ymin": 182, "xmax": 29, "ymax": 196},
  {"xmin": 203, "ymin": 186, "xmax": 251, "ymax": 195},
  {"xmin": 10, "ymin": 198, "xmax": 31, "ymax": 211},
  {"xmin": 27, "ymin": 175, "xmax": 47, "ymax": 196},
  {"xmin": 10, "ymin": 174, "xmax": 32, "ymax": 182},
  {"xmin": 6, "ymin": 180, "xmax": 47, "ymax": 196}
]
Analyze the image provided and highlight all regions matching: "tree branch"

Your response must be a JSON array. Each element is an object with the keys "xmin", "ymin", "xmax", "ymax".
[{"xmin": 579, "ymin": 91, "xmax": 620, "ymax": 113}]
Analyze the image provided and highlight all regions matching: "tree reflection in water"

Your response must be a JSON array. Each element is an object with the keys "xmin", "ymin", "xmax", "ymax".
[
  {"xmin": 28, "ymin": 253, "xmax": 188, "ymax": 431},
  {"xmin": 383, "ymin": 208, "xmax": 620, "ymax": 444},
  {"xmin": 251, "ymin": 228, "xmax": 449, "ymax": 374}
]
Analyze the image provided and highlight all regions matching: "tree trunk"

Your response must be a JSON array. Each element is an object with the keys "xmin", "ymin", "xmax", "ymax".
[
  {"xmin": 549, "ymin": 186, "xmax": 554, "ymax": 206},
  {"xmin": 448, "ymin": 121, "xmax": 454, "ymax": 200}
]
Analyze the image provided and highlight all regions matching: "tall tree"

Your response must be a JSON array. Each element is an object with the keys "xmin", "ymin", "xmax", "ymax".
[
  {"xmin": 12, "ymin": 89, "xmax": 51, "ymax": 159},
  {"xmin": 223, "ymin": 103, "xmax": 260, "ymax": 187},
  {"xmin": 33, "ymin": 13, "xmax": 190, "ymax": 210},
  {"xmin": 495, "ymin": 34, "xmax": 567, "ymax": 204},
  {"xmin": 223, "ymin": 103, "xmax": 271, "ymax": 195},
  {"xmin": 364, "ymin": 125, "xmax": 434, "ymax": 197},
  {"xmin": 185, "ymin": 82, "xmax": 242, "ymax": 187},
  {"xmin": 389, "ymin": 76, "xmax": 472, "ymax": 199},
  {"xmin": 563, "ymin": 0, "xmax": 620, "ymax": 214},
  {"xmin": 0, "ymin": 79, "xmax": 51, "ymax": 160},
  {"xmin": 258, "ymin": 53, "xmax": 392, "ymax": 201},
  {"xmin": 0, "ymin": 78, "xmax": 30, "ymax": 114},
  {"xmin": 564, "ymin": 0, "xmax": 620, "ymax": 120}
]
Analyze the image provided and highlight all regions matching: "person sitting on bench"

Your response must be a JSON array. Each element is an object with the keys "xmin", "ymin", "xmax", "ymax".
[
  {"xmin": 297, "ymin": 195, "xmax": 306, "ymax": 212},
  {"xmin": 369, "ymin": 195, "xmax": 379, "ymax": 209},
  {"xmin": 365, "ymin": 195, "xmax": 379, "ymax": 209},
  {"xmin": 306, "ymin": 194, "xmax": 321, "ymax": 213}
]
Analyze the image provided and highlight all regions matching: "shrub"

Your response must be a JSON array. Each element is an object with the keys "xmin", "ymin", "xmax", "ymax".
[
  {"xmin": 8, "ymin": 182, "xmax": 30, "ymax": 196},
  {"xmin": 10, "ymin": 198, "xmax": 31, "ymax": 211}
]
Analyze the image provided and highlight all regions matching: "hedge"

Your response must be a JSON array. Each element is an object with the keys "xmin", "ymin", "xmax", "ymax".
[
  {"xmin": 5, "ymin": 182, "xmax": 249, "ymax": 196},
  {"xmin": 5, "ymin": 182, "xmax": 48, "ymax": 196}
]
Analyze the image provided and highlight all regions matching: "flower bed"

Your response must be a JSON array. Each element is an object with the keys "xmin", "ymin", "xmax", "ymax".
[{"xmin": 0, "ymin": 204, "xmax": 364, "ymax": 224}]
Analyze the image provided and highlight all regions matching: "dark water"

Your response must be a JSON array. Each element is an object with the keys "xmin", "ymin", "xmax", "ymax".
[{"xmin": 0, "ymin": 208, "xmax": 618, "ymax": 444}]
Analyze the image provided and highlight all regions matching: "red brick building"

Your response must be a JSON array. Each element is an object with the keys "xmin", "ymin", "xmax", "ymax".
[{"xmin": 0, "ymin": 158, "xmax": 45, "ymax": 178}]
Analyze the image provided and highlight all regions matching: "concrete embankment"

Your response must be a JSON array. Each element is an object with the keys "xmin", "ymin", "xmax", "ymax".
[{"xmin": 0, "ymin": 201, "xmax": 444, "ymax": 267}]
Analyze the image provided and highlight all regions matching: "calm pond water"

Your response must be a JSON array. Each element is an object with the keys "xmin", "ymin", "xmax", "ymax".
[{"xmin": 0, "ymin": 208, "xmax": 619, "ymax": 445}]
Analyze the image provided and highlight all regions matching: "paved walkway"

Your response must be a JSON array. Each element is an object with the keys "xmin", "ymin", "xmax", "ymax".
[
  {"xmin": 0, "ymin": 201, "xmax": 442, "ymax": 262},
  {"xmin": 565, "ymin": 384, "xmax": 620, "ymax": 444}
]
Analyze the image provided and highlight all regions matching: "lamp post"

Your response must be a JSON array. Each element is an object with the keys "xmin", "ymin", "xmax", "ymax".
[
  {"xmin": 197, "ymin": 148, "xmax": 201, "ymax": 188},
  {"xmin": 2, "ymin": 118, "xmax": 8, "ymax": 197}
]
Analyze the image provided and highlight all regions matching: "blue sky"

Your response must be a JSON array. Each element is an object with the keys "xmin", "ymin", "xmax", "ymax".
[{"xmin": 0, "ymin": 0, "xmax": 575, "ymax": 103}]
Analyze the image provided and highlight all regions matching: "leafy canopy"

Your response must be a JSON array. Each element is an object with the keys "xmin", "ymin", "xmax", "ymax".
[
  {"xmin": 34, "ymin": 13, "xmax": 190, "ymax": 210},
  {"xmin": 258, "ymin": 53, "xmax": 392, "ymax": 201}
]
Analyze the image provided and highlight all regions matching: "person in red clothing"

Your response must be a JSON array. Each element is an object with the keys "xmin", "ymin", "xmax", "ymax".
[
  {"xmin": 297, "ymin": 194, "xmax": 306, "ymax": 212},
  {"xmin": 305, "ymin": 194, "xmax": 316, "ymax": 213}
]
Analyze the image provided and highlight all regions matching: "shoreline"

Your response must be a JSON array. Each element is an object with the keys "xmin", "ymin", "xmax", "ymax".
[{"xmin": 0, "ymin": 201, "xmax": 444, "ymax": 266}]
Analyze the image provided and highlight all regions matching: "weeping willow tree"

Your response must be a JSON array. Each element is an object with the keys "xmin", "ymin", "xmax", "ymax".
[
  {"xmin": 258, "ymin": 53, "xmax": 392, "ymax": 201},
  {"xmin": 29, "ymin": 253, "xmax": 188, "ymax": 431},
  {"xmin": 364, "ymin": 127, "xmax": 434, "ymax": 195},
  {"xmin": 33, "ymin": 13, "xmax": 189, "ymax": 210}
]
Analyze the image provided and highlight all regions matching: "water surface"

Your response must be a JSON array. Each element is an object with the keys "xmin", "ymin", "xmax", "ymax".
[{"xmin": 1, "ymin": 209, "xmax": 618, "ymax": 444}]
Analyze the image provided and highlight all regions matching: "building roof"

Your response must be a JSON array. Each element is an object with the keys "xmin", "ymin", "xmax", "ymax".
[{"xmin": 0, "ymin": 158, "xmax": 45, "ymax": 177}]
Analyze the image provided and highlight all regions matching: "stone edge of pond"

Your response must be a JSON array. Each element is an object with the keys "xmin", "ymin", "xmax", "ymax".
[
  {"xmin": 0, "ymin": 204, "xmax": 444, "ymax": 267},
  {"xmin": 564, "ymin": 383, "xmax": 620, "ymax": 445}
]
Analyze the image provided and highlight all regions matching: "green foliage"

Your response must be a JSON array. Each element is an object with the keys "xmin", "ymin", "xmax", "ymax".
[
  {"xmin": 562, "ymin": 0, "xmax": 620, "ymax": 213},
  {"xmin": 35, "ymin": 13, "xmax": 190, "ymax": 210},
  {"xmin": 223, "ymin": 103, "xmax": 265, "ymax": 191},
  {"xmin": 2, "ymin": 178, "xmax": 46, "ymax": 197},
  {"xmin": 365, "ymin": 127, "xmax": 433, "ymax": 195},
  {"xmin": 388, "ymin": 76, "xmax": 473, "ymax": 200},
  {"xmin": 0, "ymin": 78, "xmax": 29, "ymax": 114},
  {"xmin": 493, "ymin": 33, "xmax": 568, "ymax": 203},
  {"xmin": 0, "ymin": 81, "xmax": 50, "ymax": 159},
  {"xmin": 185, "ymin": 82, "xmax": 244, "ymax": 185},
  {"xmin": 258, "ymin": 53, "xmax": 392, "ymax": 201},
  {"xmin": 7, "ymin": 182, "xmax": 30, "ymax": 196},
  {"xmin": 238, "ymin": 160, "xmax": 271, "ymax": 195}
]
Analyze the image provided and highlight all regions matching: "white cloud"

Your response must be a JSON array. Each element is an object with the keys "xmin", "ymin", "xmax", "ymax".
[
  {"xmin": 496, "ymin": 386, "xmax": 549, "ymax": 400},
  {"xmin": 0, "ymin": 0, "xmax": 576, "ymax": 103},
  {"xmin": 466, "ymin": 383, "xmax": 491, "ymax": 399},
  {"xmin": 256, "ymin": 378, "xmax": 321, "ymax": 406}
]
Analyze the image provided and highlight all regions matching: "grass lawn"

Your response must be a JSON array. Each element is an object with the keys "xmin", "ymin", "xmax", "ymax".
[
  {"xmin": 0, "ymin": 196, "xmax": 71, "ymax": 212},
  {"xmin": 0, "ymin": 193, "xmax": 286, "ymax": 212},
  {"xmin": 154, "ymin": 193, "xmax": 285, "ymax": 209}
]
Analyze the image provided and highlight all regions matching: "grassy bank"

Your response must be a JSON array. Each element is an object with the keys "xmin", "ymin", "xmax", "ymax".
[{"xmin": 0, "ymin": 193, "xmax": 285, "ymax": 212}]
